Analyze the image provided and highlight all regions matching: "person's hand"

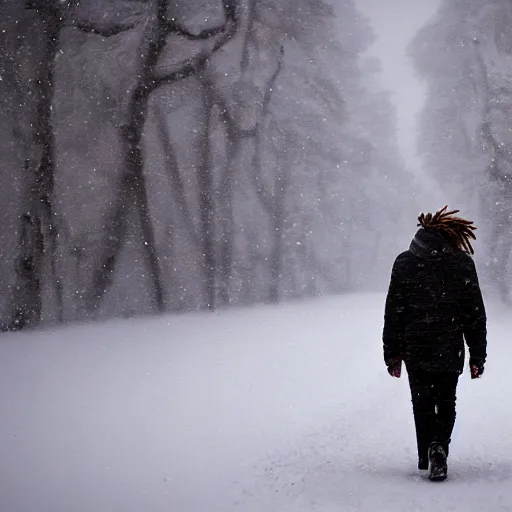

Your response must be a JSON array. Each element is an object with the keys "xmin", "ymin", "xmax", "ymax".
[
  {"xmin": 470, "ymin": 357, "xmax": 485, "ymax": 379},
  {"xmin": 387, "ymin": 358, "xmax": 402, "ymax": 378}
]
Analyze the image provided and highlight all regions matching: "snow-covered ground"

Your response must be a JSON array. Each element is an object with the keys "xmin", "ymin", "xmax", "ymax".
[{"xmin": 0, "ymin": 293, "xmax": 510, "ymax": 511}]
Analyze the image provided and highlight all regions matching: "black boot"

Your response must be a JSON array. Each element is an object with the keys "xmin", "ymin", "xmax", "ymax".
[
  {"xmin": 428, "ymin": 442, "xmax": 448, "ymax": 481},
  {"xmin": 429, "ymin": 403, "xmax": 454, "ymax": 476}
]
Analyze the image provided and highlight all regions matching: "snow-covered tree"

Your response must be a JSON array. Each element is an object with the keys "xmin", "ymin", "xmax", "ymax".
[
  {"xmin": 410, "ymin": 0, "xmax": 512, "ymax": 300},
  {"xmin": 0, "ymin": 0, "xmax": 411, "ymax": 327}
]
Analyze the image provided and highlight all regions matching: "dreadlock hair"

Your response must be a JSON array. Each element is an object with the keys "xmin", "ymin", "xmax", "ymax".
[{"xmin": 417, "ymin": 205, "xmax": 477, "ymax": 255}]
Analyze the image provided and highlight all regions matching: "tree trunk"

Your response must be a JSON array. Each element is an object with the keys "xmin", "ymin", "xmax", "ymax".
[
  {"xmin": 217, "ymin": 115, "xmax": 238, "ymax": 306},
  {"xmin": 268, "ymin": 211, "xmax": 284, "ymax": 304},
  {"xmin": 28, "ymin": 10, "xmax": 63, "ymax": 325},
  {"xmin": 199, "ymin": 79, "xmax": 216, "ymax": 310}
]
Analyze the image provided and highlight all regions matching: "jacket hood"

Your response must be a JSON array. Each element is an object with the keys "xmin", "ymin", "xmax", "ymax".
[{"xmin": 409, "ymin": 228, "xmax": 458, "ymax": 259}]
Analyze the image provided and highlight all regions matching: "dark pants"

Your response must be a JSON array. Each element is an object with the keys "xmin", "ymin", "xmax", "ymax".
[{"xmin": 407, "ymin": 370, "xmax": 459, "ymax": 461}]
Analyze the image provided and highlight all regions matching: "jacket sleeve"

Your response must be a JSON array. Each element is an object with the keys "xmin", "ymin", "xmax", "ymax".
[
  {"xmin": 462, "ymin": 257, "xmax": 487, "ymax": 362},
  {"xmin": 383, "ymin": 257, "xmax": 406, "ymax": 365}
]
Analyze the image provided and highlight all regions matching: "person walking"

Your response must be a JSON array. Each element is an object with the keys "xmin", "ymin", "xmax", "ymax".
[{"xmin": 383, "ymin": 206, "xmax": 487, "ymax": 481}]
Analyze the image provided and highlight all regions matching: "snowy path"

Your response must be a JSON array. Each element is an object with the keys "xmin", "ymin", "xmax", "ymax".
[{"xmin": 0, "ymin": 294, "xmax": 510, "ymax": 511}]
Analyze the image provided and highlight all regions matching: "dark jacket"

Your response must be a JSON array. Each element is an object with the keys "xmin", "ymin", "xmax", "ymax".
[{"xmin": 383, "ymin": 228, "xmax": 487, "ymax": 374}]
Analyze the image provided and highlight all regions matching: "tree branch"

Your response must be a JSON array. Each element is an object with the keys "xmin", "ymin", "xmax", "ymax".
[
  {"xmin": 90, "ymin": 0, "xmax": 240, "ymax": 313},
  {"xmin": 250, "ymin": 45, "xmax": 285, "ymax": 213},
  {"xmin": 72, "ymin": 20, "xmax": 137, "ymax": 37},
  {"xmin": 241, "ymin": 0, "xmax": 257, "ymax": 72},
  {"xmin": 150, "ymin": 0, "xmax": 239, "ymax": 91},
  {"xmin": 262, "ymin": 45, "xmax": 284, "ymax": 114},
  {"xmin": 162, "ymin": 0, "xmax": 238, "ymax": 41},
  {"xmin": 154, "ymin": 107, "xmax": 201, "ymax": 247},
  {"xmin": 162, "ymin": 19, "xmax": 227, "ymax": 41}
]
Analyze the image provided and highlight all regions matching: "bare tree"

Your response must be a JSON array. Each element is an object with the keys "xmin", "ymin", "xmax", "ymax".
[
  {"xmin": 11, "ymin": 0, "xmax": 66, "ymax": 328},
  {"xmin": 1, "ymin": 0, "xmax": 400, "ymax": 326},
  {"xmin": 249, "ymin": 48, "xmax": 286, "ymax": 303},
  {"xmin": 85, "ymin": 0, "xmax": 239, "ymax": 313},
  {"xmin": 411, "ymin": 2, "xmax": 512, "ymax": 300}
]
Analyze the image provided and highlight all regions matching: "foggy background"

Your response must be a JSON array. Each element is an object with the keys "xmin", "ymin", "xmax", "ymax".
[
  {"xmin": 0, "ymin": 0, "xmax": 510, "ymax": 330},
  {"xmin": 356, "ymin": 0, "xmax": 440, "ymax": 171}
]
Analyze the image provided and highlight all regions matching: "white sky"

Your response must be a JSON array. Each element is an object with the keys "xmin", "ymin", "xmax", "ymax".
[{"xmin": 355, "ymin": 0, "xmax": 441, "ymax": 171}]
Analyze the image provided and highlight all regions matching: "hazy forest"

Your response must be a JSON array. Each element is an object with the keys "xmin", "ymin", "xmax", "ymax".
[
  {"xmin": 0, "ymin": 0, "xmax": 511, "ymax": 329},
  {"xmin": 410, "ymin": 0, "xmax": 512, "ymax": 302}
]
